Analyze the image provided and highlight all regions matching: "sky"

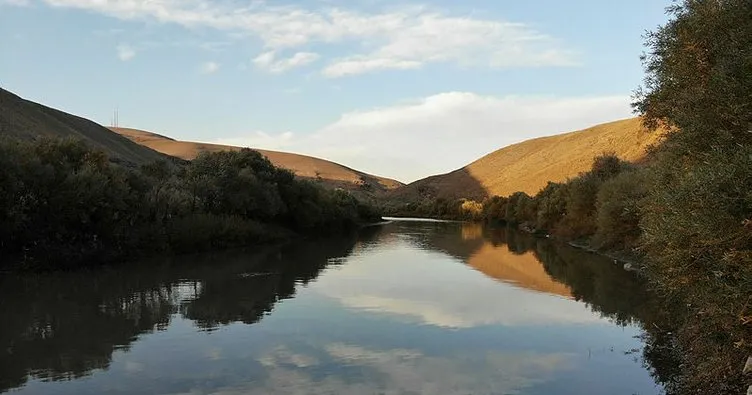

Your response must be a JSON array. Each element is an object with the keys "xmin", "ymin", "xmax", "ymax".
[{"xmin": 0, "ymin": 0, "xmax": 670, "ymax": 183}]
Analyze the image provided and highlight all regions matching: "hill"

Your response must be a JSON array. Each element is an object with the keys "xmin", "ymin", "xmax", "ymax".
[
  {"xmin": 0, "ymin": 87, "xmax": 401, "ymax": 195},
  {"xmin": 111, "ymin": 127, "xmax": 403, "ymax": 194},
  {"xmin": 0, "ymin": 88, "xmax": 166, "ymax": 166},
  {"xmin": 389, "ymin": 117, "xmax": 663, "ymax": 201}
]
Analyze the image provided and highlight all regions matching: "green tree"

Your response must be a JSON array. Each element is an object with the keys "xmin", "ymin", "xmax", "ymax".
[
  {"xmin": 534, "ymin": 182, "xmax": 568, "ymax": 232},
  {"xmin": 633, "ymin": 1, "xmax": 752, "ymax": 393},
  {"xmin": 593, "ymin": 169, "xmax": 648, "ymax": 249},
  {"xmin": 634, "ymin": 0, "xmax": 752, "ymax": 155}
]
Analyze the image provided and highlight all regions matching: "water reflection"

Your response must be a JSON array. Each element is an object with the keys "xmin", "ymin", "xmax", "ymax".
[
  {"xmin": 0, "ymin": 237, "xmax": 358, "ymax": 393},
  {"xmin": 0, "ymin": 220, "xmax": 666, "ymax": 395}
]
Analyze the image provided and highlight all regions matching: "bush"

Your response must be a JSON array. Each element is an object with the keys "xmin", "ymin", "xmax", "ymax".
[
  {"xmin": 505, "ymin": 192, "xmax": 533, "ymax": 224},
  {"xmin": 459, "ymin": 199, "xmax": 484, "ymax": 221},
  {"xmin": 535, "ymin": 182, "xmax": 568, "ymax": 232},
  {"xmin": 592, "ymin": 169, "xmax": 648, "ymax": 249},
  {"xmin": 557, "ymin": 175, "xmax": 600, "ymax": 238},
  {"xmin": 481, "ymin": 196, "xmax": 508, "ymax": 222},
  {"xmin": 639, "ymin": 146, "xmax": 752, "ymax": 394},
  {"xmin": 166, "ymin": 213, "xmax": 276, "ymax": 252},
  {"xmin": 640, "ymin": 146, "xmax": 752, "ymax": 297}
]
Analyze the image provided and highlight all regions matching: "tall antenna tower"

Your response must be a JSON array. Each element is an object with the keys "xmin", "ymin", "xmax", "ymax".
[{"xmin": 111, "ymin": 107, "xmax": 120, "ymax": 127}]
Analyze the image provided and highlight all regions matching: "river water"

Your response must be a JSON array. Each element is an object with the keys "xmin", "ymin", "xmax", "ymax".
[{"xmin": 0, "ymin": 219, "xmax": 666, "ymax": 394}]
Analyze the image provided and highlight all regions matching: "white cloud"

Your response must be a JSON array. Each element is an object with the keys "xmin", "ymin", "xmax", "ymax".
[
  {"xmin": 116, "ymin": 44, "xmax": 136, "ymax": 61},
  {"xmin": 323, "ymin": 58, "xmax": 422, "ymax": 77},
  {"xmin": 200, "ymin": 61, "xmax": 220, "ymax": 74},
  {"xmin": 215, "ymin": 92, "xmax": 632, "ymax": 182},
  {"xmin": 253, "ymin": 51, "xmax": 320, "ymax": 74},
  {"xmin": 323, "ymin": 13, "xmax": 578, "ymax": 77},
  {"xmin": 32, "ymin": 0, "xmax": 577, "ymax": 76},
  {"xmin": 201, "ymin": 343, "xmax": 573, "ymax": 395},
  {"xmin": 306, "ymin": 245, "xmax": 605, "ymax": 329}
]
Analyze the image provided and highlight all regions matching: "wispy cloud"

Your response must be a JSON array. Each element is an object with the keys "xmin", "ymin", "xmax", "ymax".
[
  {"xmin": 200, "ymin": 61, "xmax": 220, "ymax": 74},
  {"xmin": 116, "ymin": 44, "xmax": 136, "ymax": 61},
  {"xmin": 253, "ymin": 51, "xmax": 320, "ymax": 74},
  {"xmin": 323, "ymin": 58, "xmax": 422, "ymax": 77},
  {"xmin": 226, "ymin": 342, "xmax": 573, "ymax": 395},
  {"xmin": 28, "ymin": 0, "xmax": 578, "ymax": 76}
]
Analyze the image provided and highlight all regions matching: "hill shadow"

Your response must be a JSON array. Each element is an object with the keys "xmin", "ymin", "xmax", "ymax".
[
  {"xmin": 0, "ymin": 87, "xmax": 167, "ymax": 166},
  {"xmin": 387, "ymin": 167, "xmax": 489, "ymax": 202}
]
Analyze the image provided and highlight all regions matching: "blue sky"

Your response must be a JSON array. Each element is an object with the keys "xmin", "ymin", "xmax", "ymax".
[{"xmin": 0, "ymin": 0, "xmax": 670, "ymax": 182}]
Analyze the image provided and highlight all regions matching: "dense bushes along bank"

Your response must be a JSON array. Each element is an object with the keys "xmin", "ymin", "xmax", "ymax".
[
  {"xmin": 385, "ymin": 153, "xmax": 647, "ymax": 251},
  {"xmin": 0, "ymin": 137, "xmax": 381, "ymax": 270}
]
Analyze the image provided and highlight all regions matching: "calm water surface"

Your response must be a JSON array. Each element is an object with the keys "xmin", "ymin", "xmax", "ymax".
[{"xmin": 0, "ymin": 219, "xmax": 665, "ymax": 394}]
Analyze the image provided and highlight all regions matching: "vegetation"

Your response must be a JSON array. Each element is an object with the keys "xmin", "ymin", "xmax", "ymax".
[
  {"xmin": 634, "ymin": 1, "xmax": 752, "ymax": 393},
  {"xmin": 0, "ymin": 137, "xmax": 381, "ymax": 270},
  {"xmin": 385, "ymin": 153, "xmax": 641, "ymax": 243}
]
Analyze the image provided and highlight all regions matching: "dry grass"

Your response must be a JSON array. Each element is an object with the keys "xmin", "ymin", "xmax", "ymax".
[
  {"xmin": 112, "ymin": 127, "xmax": 403, "ymax": 193},
  {"xmin": 391, "ymin": 117, "xmax": 664, "ymax": 201}
]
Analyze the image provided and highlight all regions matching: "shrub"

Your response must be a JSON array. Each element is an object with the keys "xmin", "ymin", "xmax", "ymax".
[
  {"xmin": 593, "ymin": 169, "xmax": 648, "ymax": 249},
  {"xmin": 557, "ymin": 175, "xmax": 600, "ymax": 238},
  {"xmin": 481, "ymin": 196, "xmax": 508, "ymax": 222},
  {"xmin": 505, "ymin": 192, "xmax": 533, "ymax": 224},
  {"xmin": 535, "ymin": 182, "xmax": 568, "ymax": 232},
  {"xmin": 639, "ymin": 146, "xmax": 752, "ymax": 394},
  {"xmin": 459, "ymin": 199, "xmax": 484, "ymax": 221}
]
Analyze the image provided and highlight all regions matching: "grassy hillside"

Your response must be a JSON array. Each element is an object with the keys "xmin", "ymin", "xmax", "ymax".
[
  {"xmin": 390, "ymin": 117, "xmax": 663, "ymax": 201},
  {"xmin": 112, "ymin": 127, "xmax": 403, "ymax": 194},
  {"xmin": 0, "ymin": 88, "xmax": 166, "ymax": 166}
]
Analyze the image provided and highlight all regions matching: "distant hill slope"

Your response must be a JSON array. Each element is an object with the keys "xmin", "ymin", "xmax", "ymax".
[
  {"xmin": 0, "ymin": 88, "xmax": 166, "ymax": 166},
  {"xmin": 390, "ymin": 117, "xmax": 663, "ymax": 201},
  {"xmin": 112, "ymin": 127, "xmax": 404, "ymax": 194}
]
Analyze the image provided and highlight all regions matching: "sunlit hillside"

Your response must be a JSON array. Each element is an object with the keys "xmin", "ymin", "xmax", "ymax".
[
  {"xmin": 112, "ymin": 127, "xmax": 404, "ymax": 194},
  {"xmin": 390, "ymin": 117, "xmax": 663, "ymax": 201}
]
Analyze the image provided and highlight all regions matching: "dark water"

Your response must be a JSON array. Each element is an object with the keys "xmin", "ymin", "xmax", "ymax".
[{"xmin": 0, "ymin": 219, "xmax": 667, "ymax": 395}]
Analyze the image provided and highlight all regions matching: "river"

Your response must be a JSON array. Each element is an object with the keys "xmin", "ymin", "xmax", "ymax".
[{"xmin": 0, "ymin": 219, "xmax": 668, "ymax": 394}]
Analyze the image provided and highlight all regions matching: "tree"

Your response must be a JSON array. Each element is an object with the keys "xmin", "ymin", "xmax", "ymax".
[
  {"xmin": 634, "ymin": 0, "xmax": 752, "ymax": 155},
  {"xmin": 633, "ymin": 2, "xmax": 752, "ymax": 393},
  {"xmin": 593, "ymin": 169, "xmax": 648, "ymax": 249}
]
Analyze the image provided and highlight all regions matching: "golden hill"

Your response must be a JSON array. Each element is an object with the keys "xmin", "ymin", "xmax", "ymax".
[
  {"xmin": 390, "ymin": 117, "xmax": 663, "ymax": 201},
  {"xmin": 0, "ymin": 88, "xmax": 166, "ymax": 166},
  {"xmin": 459, "ymin": 223, "xmax": 572, "ymax": 298},
  {"xmin": 467, "ymin": 243, "xmax": 572, "ymax": 298},
  {"xmin": 111, "ymin": 127, "xmax": 403, "ymax": 194}
]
